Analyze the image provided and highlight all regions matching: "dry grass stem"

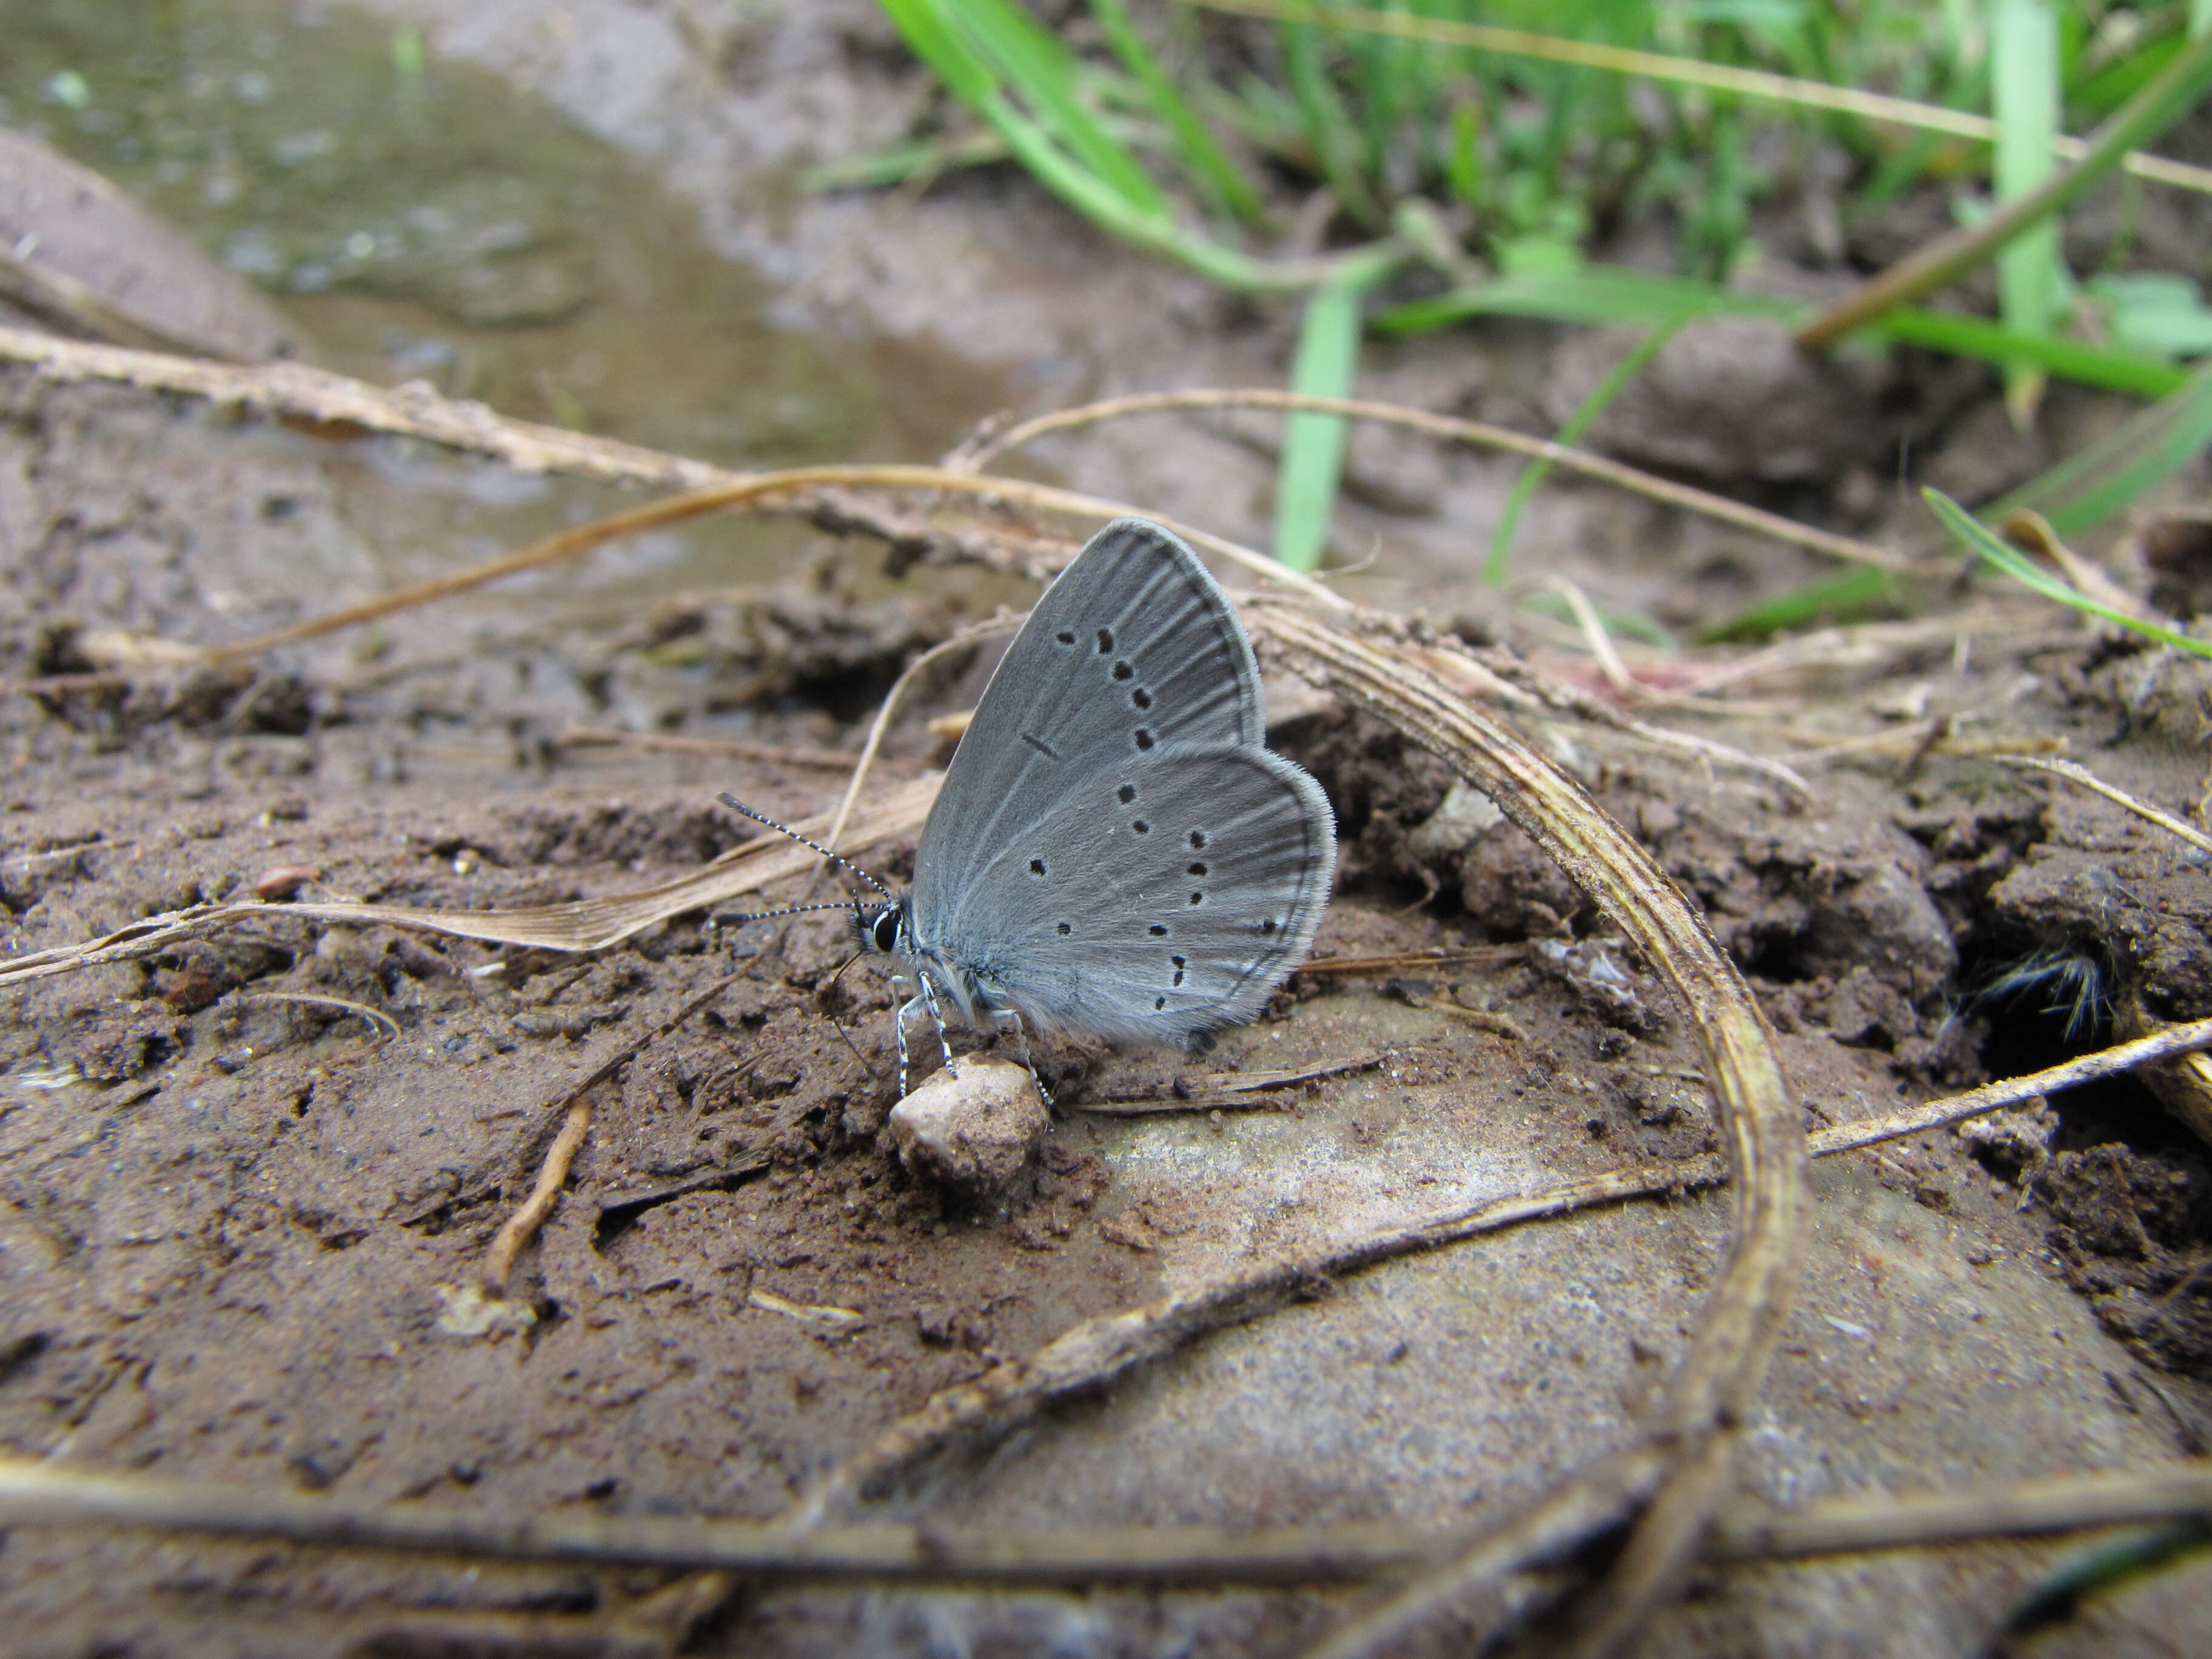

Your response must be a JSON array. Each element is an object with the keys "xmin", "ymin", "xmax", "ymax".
[
  {"xmin": 1548, "ymin": 577, "xmax": 1636, "ymax": 695},
  {"xmin": 956, "ymin": 387, "xmax": 1915, "ymax": 575},
  {"xmin": 3, "ymin": 1449, "xmax": 2202, "ymax": 1589},
  {"xmin": 1797, "ymin": 31, "xmax": 2212, "ymax": 349},
  {"xmin": 0, "ymin": 777, "xmax": 939, "ymax": 991},
  {"xmin": 2002, "ymin": 756, "xmax": 2212, "ymax": 857},
  {"xmin": 0, "ymin": 1456, "xmax": 1439, "ymax": 1584},
  {"xmin": 230, "ymin": 991, "xmax": 398, "ymax": 1042},
  {"xmin": 1296, "ymin": 947, "xmax": 1526, "ymax": 976},
  {"xmin": 0, "ymin": 249, "xmax": 254, "ymax": 362},
  {"xmin": 0, "ymin": 328, "xmax": 1327, "ymax": 617},
  {"xmin": 481, "ymin": 1096, "xmax": 595, "ymax": 1297},
  {"xmin": 180, "ymin": 466, "xmax": 1325, "ymax": 668},
  {"xmin": 1426, "ymin": 644, "xmax": 1814, "ymax": 799},
  {"xmin": 481, "ymin": 974, "xmax": 742, "ymax": 1294},
  {"xmin": 1713, "ymin": 1462, "xmax": 2212, "ymax": 1560}
]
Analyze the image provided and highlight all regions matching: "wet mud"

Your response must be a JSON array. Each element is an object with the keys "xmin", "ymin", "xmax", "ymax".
[{"xmin": 3, "ymin": 3, "xmax": 2212, "ymax": 1655}]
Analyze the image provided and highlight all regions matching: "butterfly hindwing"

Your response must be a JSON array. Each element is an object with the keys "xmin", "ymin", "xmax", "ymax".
[{"xmin": 924, "ymin": 744, "xmax": 1335, "ymax": 1041}]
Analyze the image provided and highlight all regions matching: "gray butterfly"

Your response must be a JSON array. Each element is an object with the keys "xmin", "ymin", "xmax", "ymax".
[{"xmin": 723, "ymin": 518, "xmax": 1335, "ymax": 1091}]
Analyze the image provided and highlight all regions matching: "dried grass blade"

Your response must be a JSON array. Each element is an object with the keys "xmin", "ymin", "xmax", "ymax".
[{"xmin": 0, "ymin": 778, "xmax": 939, "ymax": 990}]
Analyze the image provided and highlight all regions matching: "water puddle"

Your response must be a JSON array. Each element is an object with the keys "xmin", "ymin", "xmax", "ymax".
[{"xmin": 1, "ymin": 0, "xmax": 1011, "ymax": 606}]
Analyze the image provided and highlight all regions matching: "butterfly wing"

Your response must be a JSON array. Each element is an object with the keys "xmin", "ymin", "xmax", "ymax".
[
  {"xmin": 922, "ymin": 743, "xmax": 1336, "ymax": 1041},
  {"xmin": 911, "ymin": 519, "xmax": 1265, "ymax": 936}
]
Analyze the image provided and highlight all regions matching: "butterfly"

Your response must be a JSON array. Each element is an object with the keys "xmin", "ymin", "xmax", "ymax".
[{"xmin": 723, "ymin": 518, "xmax": 1336, "ymax": 1094}]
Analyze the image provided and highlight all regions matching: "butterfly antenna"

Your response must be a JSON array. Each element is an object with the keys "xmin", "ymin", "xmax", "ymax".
[
  {"xmin": 716, "ymin": 792, "xmax": 895, "ymax": 901},
  {"xmin": 710, "ymin": 901, "xmax": 860, "ymax": 928}
]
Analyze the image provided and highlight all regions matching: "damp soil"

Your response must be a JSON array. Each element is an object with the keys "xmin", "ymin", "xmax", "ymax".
[{"xmin": 5, "ymin": 4, "xmax": 2212, "ymax": 1656}]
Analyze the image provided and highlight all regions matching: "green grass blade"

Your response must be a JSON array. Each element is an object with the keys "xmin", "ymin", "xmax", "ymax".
[
  {"xmin": 1273, "ymin": 263, "xmax": 1381, "ymax": 572},
  {"xmin": 1695, "ymin": 567, "xmax": 1908, "ymax": 644},
  {"xmin": 1376, "ymin": 265, "xmax": 2188, "ymax": 397},
  {"xmin": 2002, "ymin": 1523, "xmax": 2212, "ymax": 1638},
  {"xmin": 1800, "ymin": 27, "xmax": 2212, "ymax": 347},
  {"xmin": 880, "ymin": 0, "xmax": 1000, "ymax": 102},
  {"xmin": 1991, "ymin": 0, "xmax": 2064, "ymax": 424},
  {"xmin": 1925, "ymin": 487, "xmax": 2212, "ymax": 657},
  {"xmin": 1089, "ymin": 0, "xmax": 1265, "ymax": 224},
  {"xmin": 799, "ymin": 128, "xmax": 1013, "ymax": 193},
  {"xmin": 1866, "ymin": 306, "xmax": 2187, "ymax": 397},
  {"xmin": 1484, "ymin": 309, "xmax": 1698, "ymax": 586},
  {"xmin": 1375, "ymin": 266, "xmax": 1800, "ymax": 332},
  {"xmin": 1992, "ymin": 357, "xmax": 2212, "ymax": 534},
  {"xmin": 950, "ymin": 0, "xmax": 1166, "ymax": 216},
  {"xmin": 1280, "ymin": 17, "xmax": 1386, "ymax": 228}
]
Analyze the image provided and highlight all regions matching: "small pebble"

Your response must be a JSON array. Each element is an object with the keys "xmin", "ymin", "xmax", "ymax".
[
  {"xmin": 255, "ymin": 863, "xmax": 322, "ymax": 902},
  {"xmin": 886, "ymin": 1058, "xmax": 1049, "ymax": 1199}
]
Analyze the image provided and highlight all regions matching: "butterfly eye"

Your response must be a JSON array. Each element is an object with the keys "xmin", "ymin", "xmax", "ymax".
[{"xmin": 871, "ymin": 910, "xmax": 900, "ymax": 952}]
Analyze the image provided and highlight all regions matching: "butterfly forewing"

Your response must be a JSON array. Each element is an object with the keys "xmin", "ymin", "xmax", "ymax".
[
  {"xmin": 911, "ymin": 519, "xmax": 1266, "ymax": 935},
  {"xmin": 928, "ymin": 745, "xmax": 1335, "ymax": 1041}
]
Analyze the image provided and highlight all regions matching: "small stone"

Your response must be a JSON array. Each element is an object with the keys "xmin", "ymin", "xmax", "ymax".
[
  {"xmin": 255, "ymin": 863, "xmax": 322, "ymax": 902},
  {"xmin": 885, "ymin": 1058, "xmax": 1049, "ymax": 1199}
]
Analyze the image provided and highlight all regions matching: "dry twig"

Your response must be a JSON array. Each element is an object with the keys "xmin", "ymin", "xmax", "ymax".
[
  {"xmin": 482, "ymin": 974, "xmax": 743, "ymax": 1295},
  {"xmin": 4, "ymin": 1450, "xmax": 2203, "ymax": 1585}
]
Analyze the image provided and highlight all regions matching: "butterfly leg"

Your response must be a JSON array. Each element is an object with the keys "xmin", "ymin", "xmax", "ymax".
[
  {"xmin": 988, "ymin": 1007, "xmax": 1053, "ymax": 1107},
  {"xmin": 891, "ymin": 994, "xmax": 923, "ymax": 1098},
  {"xmin": 913, "ymin": 970, "xmax": 959, "ymax": 1079}
]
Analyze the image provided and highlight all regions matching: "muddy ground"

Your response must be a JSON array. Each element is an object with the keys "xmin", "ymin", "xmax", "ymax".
[{"xmin": 4, "ymin": 3, "xmax": 2212, "ymax": 1656}]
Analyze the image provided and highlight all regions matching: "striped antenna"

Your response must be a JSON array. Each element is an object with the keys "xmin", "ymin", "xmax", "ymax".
[
  {"xmin": 710, "ymin": 901, "xmax": 863, "ymax": 928},
  {"xmin": 715, "ymin": 791, "xmax": 895, "ymax": 901}
]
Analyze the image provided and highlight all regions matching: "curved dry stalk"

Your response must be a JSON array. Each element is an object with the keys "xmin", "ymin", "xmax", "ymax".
[
  {"xmin": 1250, "ymin": 606, "xmax": 1806, "ymax": 1658},
  {"xmin": 0, "ymin": 327, "xmax": 1300, "ymax": 615},
  {"xmin": 230, "ymin": 991, "xmax": 397, "ymax": 1042},
  {"xmin": 2001, "ymin": 756, "xmax": 2212, "ymax": 857},
  {"xmin": 819, "ymin": 617, "xmax": 1022, "ymax": 862},
  {"xmin": 163, "ymin": 468, "xmax": 1330, "ymax": 668},
  {"xmin": 953, "ymin": 388, "xmax": 1915, "ymax": 575}
]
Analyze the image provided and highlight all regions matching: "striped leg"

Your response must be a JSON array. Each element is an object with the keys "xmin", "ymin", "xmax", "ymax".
[
  {"xmin": 989, "ymin": 1007, "xmax": 1052, "ymax": 1107},
  {"xmin": 914, "ymin": 970, "xmax": 959, "ymax": 1079}
]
